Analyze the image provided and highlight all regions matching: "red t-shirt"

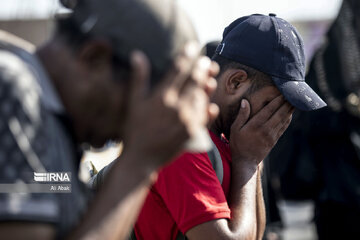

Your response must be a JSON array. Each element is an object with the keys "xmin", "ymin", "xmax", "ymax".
[{"xmin": 135, "ymin": 131, "xmax": 232, "ymax": 239}]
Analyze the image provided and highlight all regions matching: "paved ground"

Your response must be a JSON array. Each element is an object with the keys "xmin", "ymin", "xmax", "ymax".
[{"xmin": 278, "ymin": 201, "xmax": 317, "ymax": 240}]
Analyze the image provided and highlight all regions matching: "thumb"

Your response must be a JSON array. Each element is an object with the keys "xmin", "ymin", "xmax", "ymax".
[
  {"xmin": 231, "ymin": 99, "xmax": 251, "ymax": 130},
  {"xmin": 129, "ymin": 50, "xmax": 151, "ymax": 103}
]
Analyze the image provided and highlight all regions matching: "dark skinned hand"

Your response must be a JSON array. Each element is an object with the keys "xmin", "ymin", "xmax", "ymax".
[{"xmin": 229, "ymin": 96, "xmax": 294, "ymax": 166}]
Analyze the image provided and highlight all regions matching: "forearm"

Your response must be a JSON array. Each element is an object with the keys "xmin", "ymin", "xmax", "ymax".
[
  {"xmin": 255, "ymin": 166, "xmax": 266, "ymax": 240},
  {"xmin": 67, "ymin": 153, "xmax": 157, "ymax": 240},
  {"xmin": 227, "ymin": 160, "xmax": 259, "ymax": 240}
]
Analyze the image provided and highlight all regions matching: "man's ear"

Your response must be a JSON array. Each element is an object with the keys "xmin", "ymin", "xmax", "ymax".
[
  {"xmin": 78, "ymin": 38, "xmax": 113, "ymax": 71},
  {"xmin": 225, "ymin": 69, "xmax": 249, "ymax": 94}
]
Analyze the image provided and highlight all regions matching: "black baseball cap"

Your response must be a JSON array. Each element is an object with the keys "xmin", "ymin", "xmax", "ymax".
[{"xmin": 215, "ymin": 14, "xmax": 326, "ymax": 111}]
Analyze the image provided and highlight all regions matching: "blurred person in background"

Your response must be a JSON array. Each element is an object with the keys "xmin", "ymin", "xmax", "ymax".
[
  {"xmin": 133, "ymin": 14, "xmax": 326, "ymax": 240},
  {"xmin": 0, "ymin": 0, "xmax": 220, "ymax": 239},
  {"xmin": 269, "ymin": 0, "xmax": 360, "ymax": 239}
]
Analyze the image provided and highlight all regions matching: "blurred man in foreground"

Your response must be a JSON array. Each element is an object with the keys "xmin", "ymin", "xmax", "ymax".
[
  {"xmin": 0, "ymin": 0, "xmax": 220, "ymax": 239},
  {"xmin": 134, "ymin": 14, "xmax": 326, "ymax": 240}
]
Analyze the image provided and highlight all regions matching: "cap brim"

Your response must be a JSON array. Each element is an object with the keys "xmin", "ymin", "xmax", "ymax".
[{"xmin": 272, "ymin": 77, "xmax": 327, "ymax": 111}]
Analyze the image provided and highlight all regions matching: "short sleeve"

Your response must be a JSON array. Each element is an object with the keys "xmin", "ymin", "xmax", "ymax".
[{"xmin": 154, "ymin": 152, "xmax": 231, "ymax": 233}]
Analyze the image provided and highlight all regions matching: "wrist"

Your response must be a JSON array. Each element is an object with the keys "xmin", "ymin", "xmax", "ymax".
[
  {"xmin": 113, "ymin": 150, "xmax": 159, "ymax": 185},
  {"xmin": 231, "ymin": 157, "xmax": 259, "ymax": 173}
]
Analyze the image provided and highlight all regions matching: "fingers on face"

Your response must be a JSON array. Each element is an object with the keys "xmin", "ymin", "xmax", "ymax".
[
  {"xmin": 251, "ymin": 95, "xmax": 285, "ymax": 126},
  {"xmin": 129, "ymin": 50, "xmax": 151, "ymax": 102},
  {"xmin": 166, "ymin": 42, "xmax": 200, "ymax": 92},
  {"xmin": 246, "ymin": 95, "xmax": 293, "ymax": 146},
  {"xmin": 204, "ymin": 77, "xmax": 217, "ymax": 96},
  {"xmin": 278, "ymin": 113, "xmax": 293, "ymax": 136},
  {"xmin": 209, "ymin": 61, "xmax": 220, "ymax": 78},
  {"xmin": 160, "ymin": 43, "xmax": 219, "ymax": 111},
  {"xmin": 129, "ymin": 41, "xmax": 219, "ymax": 102},
  {"xmin": 269, "ymin": 103, "xmax": 294, "ymax": 139},
  {"xmin": 190, "ymin": 57, "xmax": 212, "ymax": 87},
  {"xmin": 231, "ymin": 99, "xmax": 251, "ymax": 131},
  {"xmin": 267, "ymin": 101, "xmax": 292, "ymax": 125},
  {"xmin": 161, "ymin": 41, "xmax": 219, "ymax": 96}
]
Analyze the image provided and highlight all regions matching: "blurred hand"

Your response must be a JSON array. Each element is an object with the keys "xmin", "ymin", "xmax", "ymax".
[
  {"xmin": 229, "ymin": 96, "xmax": 294, "ymax": 166},
  {"xmin": 122, "ymin": 43, "xmax": 219, "ymax": 170}
]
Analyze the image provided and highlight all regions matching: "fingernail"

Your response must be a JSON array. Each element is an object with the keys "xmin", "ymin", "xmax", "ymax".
[
  {"xmin": 185, "ymin": 41, "xmax": 200, "ymax": 58},
  {"xmin": 241, "ymin": 99, "xmax": 246, "ymax": 108}
]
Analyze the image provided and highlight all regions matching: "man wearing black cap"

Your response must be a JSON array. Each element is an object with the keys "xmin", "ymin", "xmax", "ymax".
[
  {"xmin": 135, "ymin": 14, "xmax": 326, "ymax": 240},
  {"xmin": 0, "ymin": 0, "xmax": 221, "ymax": 239}
]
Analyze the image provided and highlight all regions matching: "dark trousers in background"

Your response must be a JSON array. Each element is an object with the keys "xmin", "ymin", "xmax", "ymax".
[{"xmin": 315, "ymin": 201, "xmax": 360, "ymax": 240}]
